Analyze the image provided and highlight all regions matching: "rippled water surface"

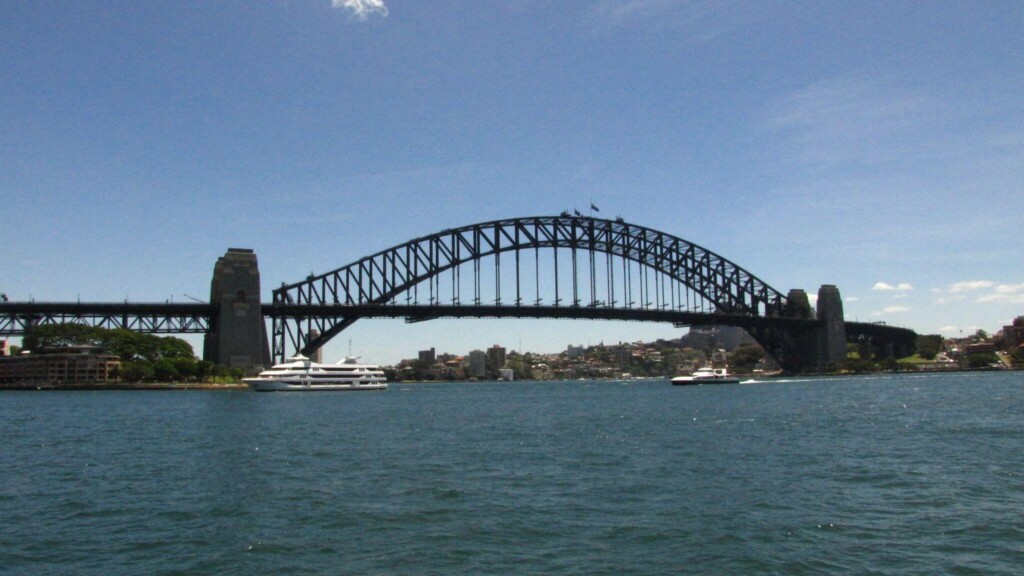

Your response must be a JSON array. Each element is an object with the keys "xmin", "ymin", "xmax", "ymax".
[{"xmin": 2, "ymin": 372, "xmax": 1023, "ymax": 575}]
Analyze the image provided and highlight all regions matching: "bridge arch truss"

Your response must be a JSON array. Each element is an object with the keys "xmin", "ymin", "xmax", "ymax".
[{"xmin": 271, "ymin": 215, "xmax": 790, "ymax": 361}]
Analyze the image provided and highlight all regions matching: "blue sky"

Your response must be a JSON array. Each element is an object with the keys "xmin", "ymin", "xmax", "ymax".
[{"xmin": 2, "ymin": 1, "xmax": 1022, "ymax": 364}]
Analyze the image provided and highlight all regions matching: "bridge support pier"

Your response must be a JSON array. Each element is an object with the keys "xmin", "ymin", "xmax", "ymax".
[
  {"xmin": 815, "ymin": 285, "xmax": 847, "ymax": 369},
  {"xmin": 773, "ymin": 285, "xmax": 847, "ymax": 372},
  {"xmin": 203, "ymin": 248, "xmax": 271, "ymax": 373}
]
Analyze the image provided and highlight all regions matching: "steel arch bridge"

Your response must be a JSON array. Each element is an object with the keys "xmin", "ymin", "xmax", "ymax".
[{"xmin": 271, "ymin": 215, "xmax": 808, "ymax": 365}]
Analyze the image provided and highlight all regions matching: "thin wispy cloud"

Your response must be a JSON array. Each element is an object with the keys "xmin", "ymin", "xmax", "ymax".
[
  {"xmin": 932, "ymin": 280, "xmax": 1024, "ymax": 305},
  {"xmin": 872, "ymin": 305, "xmax": 910, "ymax": 316},
  {"xmin": 946, "ymin": 280, "xmax": 995, "ymax": 293},
  {"xmin": 873, "ymin": 282, "xmax": 914, "ymax": 292},
  {"xmin": 588, "ymin": 0, "xmax": 755, "ymax": 39},
  {"xmin": 765, "ymin": 73, "xmax": 940, "ymax": 172},
  {"xmin": 976, "ymin": 283, "xmax": 1024, "ymax": 304},
  {"xmin": 332, "ymin": 0, "xmax": 388, "ymax": 19}
]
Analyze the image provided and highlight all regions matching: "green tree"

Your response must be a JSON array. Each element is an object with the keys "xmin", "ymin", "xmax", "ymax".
[
  {"xmin": 409, "ymin": 358, "xmax": 434, "ymax": 380},
  {"xmin": 843, "ymin": 357, "xmax": 876, "ymax": 374},
  {"xmin": 117, "ymin": 361, "xmax": 155, "ymax": 382},
  {"xmin": 877, "ymin": 356, "xmax": 901, "ymax": 372},
  {"xmin": 916, "ymin": 335, "xmax": 943, "ymax": 361},
  {"xmin": 22, "ymin": 324, "xmax": 205, "ymax": 382},
  {"xmin": 728, "ymin": 344, "xmax": 764, "ymax": 373},
  {"xmin": 158, "ymin": 337, "xmax": 195, "ymax": 360},
  {"xmin": 23, "ymin": 323, "xmax": 101, "ymax": 351},
  {"xmin": 966, "ymin": 352, "xmax": 998, "ymax": 368},
  {"xmin": 153, "ymin": 358, "xmax": 180, "ymax": 382},
  {"xmin": 173, "ymin": 358, "xmax": 198, "ymax": 381},
  {"xmin": 195, "ymin": 361, "xmax": 215, "ymax": 382},
  {"xmin": 99, "ymin": 329, "xmax": 158, "ymax": 361}
]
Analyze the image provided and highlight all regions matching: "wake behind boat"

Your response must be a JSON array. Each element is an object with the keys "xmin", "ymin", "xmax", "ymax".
[
  {"xmin": 245, "ymin": 354, "xmax": 388, "ymax": 392},
  {"xmin": 671, "ymin": 366, "xmax": 741, "ymax": 385}
]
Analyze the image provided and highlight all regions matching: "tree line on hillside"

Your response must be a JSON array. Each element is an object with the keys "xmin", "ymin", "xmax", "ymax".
[{"xmin": 21, "ymin": 324, "xmax": 244, "ymax": 383}]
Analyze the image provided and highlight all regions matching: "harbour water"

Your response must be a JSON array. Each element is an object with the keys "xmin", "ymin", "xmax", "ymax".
[{"xmin": 2, "ymin": 372, "xmax": 1022, "ymax": 575}]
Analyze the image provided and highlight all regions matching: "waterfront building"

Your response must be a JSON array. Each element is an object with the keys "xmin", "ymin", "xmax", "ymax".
[
  {"xmin": 467, "ymin": 350, "xmax": 486, "ymax": 378},
  {"xmin": 566, "ymin": 344, "xmax": 586, "ymax": 359},
  {"xmin": 0, "ymin": 338, "xmax": 9, "ymax": 357},
  {"xmin": 497, "ymin": 368, "xmax": 514, "ymax": 381},
  {"xmin": 0, "ymin": 346, "xmax": 120, "ymax": 387},
  {"xmin": 487, "ymin": 344, "xmax": 506, "ymax": 370},
  {"xmin": 1002, "ymin": 317, "xmax": 1024, "ymax": 349},
  {"xmin": 418, "ymin": 347, "xmax": 436, "ymax": 363},
  {"xmin": 964, "ymin": 342, "xmax": 996, "ymax": 355}
]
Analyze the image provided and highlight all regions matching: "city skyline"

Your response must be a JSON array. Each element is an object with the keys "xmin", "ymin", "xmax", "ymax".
[{"xmin": 2, "ymin": 1, "xmax": 1022, "ymax": 365}]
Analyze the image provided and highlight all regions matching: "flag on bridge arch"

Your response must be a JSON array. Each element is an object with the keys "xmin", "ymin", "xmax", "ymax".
[{"xmin": 590, "ymin": 203, "xmax": 600, "ymax": 212}]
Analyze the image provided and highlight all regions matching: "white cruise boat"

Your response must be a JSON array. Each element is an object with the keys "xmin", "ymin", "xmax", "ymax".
[
  {"xmin": 671, "ymin": 366, "xmax": 741, "ymax": 386},
  {"xmin": 245, "ymin": 354, "xmax": 388, "ymax": 392}
]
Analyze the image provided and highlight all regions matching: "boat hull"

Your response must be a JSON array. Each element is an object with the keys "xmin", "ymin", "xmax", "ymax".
[
  {"xmin": 671, "ymin": 377, "xmax": 740, "ymax": 385},
  {"xmin": 245, "ymin": 380, "xmax": 387, "ymax": 392}
]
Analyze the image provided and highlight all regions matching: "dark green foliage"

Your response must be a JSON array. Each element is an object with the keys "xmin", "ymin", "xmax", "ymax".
[
  {"xmin": 966, "ymin": 352, "xmax": 998, "ymax": 368},
  {"xmin": 843, "ymin": 357, "xmax": 876, "ymax": 374},
  {"xmin": 22, "ymin": 323, "xmax": 102, "ymax": 350},
  {"xmin": 116, "ymin": 361, "xmax": 155, "ymax": 383},
  {"xmin": 916, "ymin": 334, "xmax": 943, "ymax": 361},
  {"xmin": 877, "ymin": 356, "xmax": 901, "ymax": 372},
  {"xmin": 728, "ymin": 344, "xmax": 764, "ymax": 373},
  {"xmin": 18, "ymin": 324, "xmax": 238, "ymax": 383},
  {"xmin": 224, "ymin": 367, "xmax": 244, "ymax": 381},
  {"xmin": 99, "ymin": 329, "xmax": 159, "ymax": 361},
  {"xmin": 159, "ymin": 337, "xmax": 195, "ymax": 360}
]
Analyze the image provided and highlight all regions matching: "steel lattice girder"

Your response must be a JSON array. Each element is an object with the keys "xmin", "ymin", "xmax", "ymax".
[
  {"xmin": 0, "ymin": 302, "xmax": 213, "ymax": 335},
  {"xmin": 271, "ymin": 215, "xmax": 790, "ymax": 358}
]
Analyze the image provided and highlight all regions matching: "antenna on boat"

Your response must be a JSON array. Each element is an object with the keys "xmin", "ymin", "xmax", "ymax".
[{"xmin": 348, "ymin": 339, "xmax": 352, "ymax": 357}]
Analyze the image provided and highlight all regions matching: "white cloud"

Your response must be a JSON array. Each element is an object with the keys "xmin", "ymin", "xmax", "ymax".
[
  {"xmin": 976, "ymin": 283, "xmax": 1024, "ymax": 304},
  {"xmin": 932, "ymin": 280, "xmax": 1024, "ymax": 304},
  {"xmin": 332, "ymin": 0, "xmax": 387, "ymax": 19},
  {"xmin": 872, "ymin": 305, "xmax": 910, "ymax": 316},
  {"xmin": 947, "ymin": 280, "xmax": 994, "ymax": 293},
  {"xmin": 588, "ymin": 0, "xmax": 756, "ymax": 40},
  {"xmin": 873, "ymin": 282, "xmax": 913, "ymax": 292}
]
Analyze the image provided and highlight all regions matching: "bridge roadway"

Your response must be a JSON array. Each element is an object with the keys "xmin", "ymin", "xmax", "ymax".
[
  {"xmin": 0, "ymin": 300, "xmax": 911, "ymax": 347},
  {"xmin": 0, "ymin": 301, "xmax": 215, "ymax": 334}
]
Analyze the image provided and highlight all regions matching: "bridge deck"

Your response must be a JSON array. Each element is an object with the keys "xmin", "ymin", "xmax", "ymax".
[{"xmin": 1, "ymin": 301, "xmax": 817, "ymax": 335}]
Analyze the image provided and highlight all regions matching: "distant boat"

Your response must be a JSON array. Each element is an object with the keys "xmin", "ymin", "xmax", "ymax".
[
  {"xmin": 671, "ymin": 367, "xmax": 741, "ymax": 385},
  {"xmin": 245, "ymin": 354, "xmax": 387, "ymax": 392}
]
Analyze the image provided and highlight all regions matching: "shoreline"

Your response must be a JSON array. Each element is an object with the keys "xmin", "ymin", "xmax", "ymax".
[
  {"xmin": 2, "ymin": 367, "xmax": 1018, "ymax": 391},
  {"xmin": 0, "ymin": 382, "xmax": 249, "ymax": 391}
]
